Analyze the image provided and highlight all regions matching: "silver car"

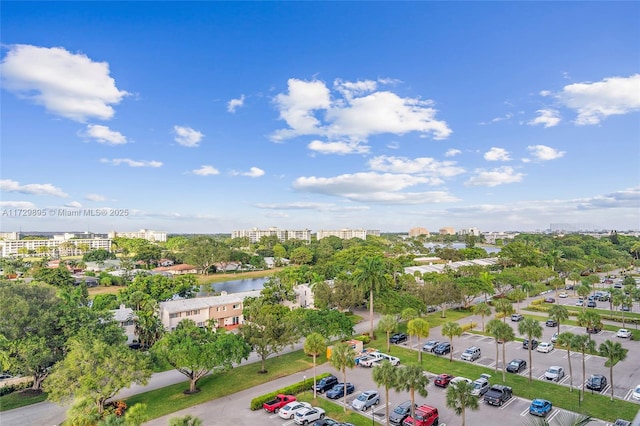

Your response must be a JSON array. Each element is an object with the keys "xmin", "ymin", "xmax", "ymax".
[{"xmin": 352, "ymin": 390, "xmax": 380, "ymax": 411}]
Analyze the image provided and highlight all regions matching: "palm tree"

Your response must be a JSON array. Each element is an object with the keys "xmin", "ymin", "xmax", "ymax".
[
  {"xmin": 479, "ymin": 271, "xmax": 495, "ymax": 302},
  {"xmin": 396, "ymin": 364, "xmax": 429, "ymax": 420},
  {"xmin": 576, "ymin": 285, "xmax": 591, "ymax": 312},
  {"xmin": 168, "ymin": 415, "xmax": 203, "ymax": 426},
  {"xmin": 521, "ymin": 281, "xmax": 535, "ymax": 300},
  {"xmin": 518, "ymin": 318, "xmax": 543, "ymax": 383},
  {"xmin": 548, "ymin": 304, "xmax": 569, "ymax": 336},
  {"xmin": 598, "ymin": 340, "xmax": 628, "ymax": 401},
  {"xmin": 521, "ymin": 411, "xmax": 592, "ymax": 426},
  {"xmin": 556, "ymin": 332, "xmax": 576, "ymax": 392},
  {"xmin": 377, "ymin": 315, "xmax": 398, "ymax": 353},
  {"xmin": 494, "ymin": 299, "xmax": 514, "ymax": 323},
  {"xmin": 473, "ymin": 302, "xmax": 492, "ymax": 332},
  {"xmin": 372, "ymin": 361, "xmax": 398, "ymax": 426},
  {"xmin": 496, "ymin": 322, "xmax": 515, "ymax": 382},
  {"xmin": 445, "ymin": 379, "xmax": 479, "ymax": 426},
  {"xmin": 577, "ymin": 311, "xmax": 602, "ymax": 342},
  {"xmin": 407, "ymin": 318, "xmax": 429, "ymax": 362},
  {"xmin": 486, "ymin": 319, "xmax": 503, "ymax": 374},
  {"xmin": 353, "ymin": 256, "xmax": 388, "ymax": 338},
  {"xmin": 571, "ymin": 334, "xmax": 595, "ymax": 401},
  {"xmin": 329, "ymin": 342, "xmax": 356, "ymax": 412},
  {"xmin": 304, "ymin": 333, "xmax": 327, "ymax": 399},
  {"xmin": 401, "ymin": 308, "xmax": 418, "ymax": 346},
  {"xmin": 441, "ymin": 321, "xmax": 462, "ymax": 362},
  {"xmin": 509, "ymin": 288, "xmax": 526, "ymax": 312}
]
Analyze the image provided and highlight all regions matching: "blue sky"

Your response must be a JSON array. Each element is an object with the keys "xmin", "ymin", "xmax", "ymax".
[{"xmin": 1, "ymin": 2, "xmax": 639, "ymax": 234}]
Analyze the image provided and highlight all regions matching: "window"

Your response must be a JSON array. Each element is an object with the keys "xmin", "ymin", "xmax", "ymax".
[
  {"xmin": 122, "ymin": 320, "xmax": 134, "ymax": 327},
  {"xmin": 233, "ymin": 304, "xmax": 240, "ymax": 309},
  {"xmin": 169, "ymin": 313, "xmax": 181, "ymax": 319}
]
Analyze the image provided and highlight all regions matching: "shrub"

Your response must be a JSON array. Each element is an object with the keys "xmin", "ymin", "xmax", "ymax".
[
  {"xmin": 461, "ymin": 322, "xmax": 477, "ymax": 332},
  {"xmin": 352, "ymin": 334, "xmax": 371, "ymax": 345},
  {"xmin": 530, "ymin": 298, "xmax": 545, "ymax": 305},
  {"xmin": 0, "ymin": 380, "xmax": 35, "ymax": 397},
  {"xmin": 249, "ymin": 373, "xmax": 331, "ymax": 410}
]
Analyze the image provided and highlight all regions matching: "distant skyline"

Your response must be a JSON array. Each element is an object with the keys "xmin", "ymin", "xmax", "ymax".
[{"xmin": 1, "ymin": 2, "xmax": 639, "ymax": 233}]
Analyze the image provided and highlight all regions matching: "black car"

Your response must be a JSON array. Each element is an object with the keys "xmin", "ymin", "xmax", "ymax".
[
  {"xmin": 313, "ymin": 419, "xmax": 342, "ymax": 426},
  {"xmin": 587, "ymin": 300, "xmax": 597, "ymax": 308},
  {"xmin": 433, "ymin": 342, "xmax": 451, "ymax": 355},
  {"xmin": 545, "ymin": 319, "xmax": 558, "ymax": 327},
  {"xmin": 586, "ymin": 374, "xmax": 608, "ymax": 391},
  {"xmin": 522, "ymin": 339, "xmax": 539, "ymax": 350},
  {"xmin": 506, "ymin": 358, "xmax": 527, "ymax": 373},
  {"xmin": 586, "ymin": 326, "xmax": 602, "ymax": 334},
  {"xmin": 390, "ymin": 333, "xmax": 409, "ymax": 344},
  {"xmin": 314, "ymin": 375, "xmax": 339, "ymax": 393},
  {"xmin": 389, "ymin": 400, "xmax": 417, "ymax": 426},
  {"xmin": 326, "ymin": 382, "xmax": 355, "ymax": 399}
]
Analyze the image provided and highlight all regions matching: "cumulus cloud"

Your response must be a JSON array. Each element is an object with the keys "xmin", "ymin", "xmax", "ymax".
[
  {"xmin": 0, "ymin": 179, "xmax": 68, "ymax": 197},
  {"xmin": 231, "ymin": 167, "xmax": 265, "ymax": 178},
  {"xmin": 85, "ymin": 193, "xmax": 106, "ymax": 202},
  {"xmin": 81, "ymin": 124, "xmax": 127, "ymax": 145},
  {"xmin": 173, "ymin": 125, "xmax": 204, "ymax": 147},
  {"xmin": 484, "ymin": 147, "xmax": 511, "ymax": 162},
  {"xmin": 528, "ymin": 109, "xmax": 561, "ymax": 128},
  {"xmin": 227, "ymin": 95, "xmax": 245, "ymax": 113},
  {"xmin": 192, "ymin": 165, "xmax": 220, "ymax": 176},
  {"xmin": 65, "ymin": 201, "xmax": 82, "ymax": 208},
  {"xmin": 465, "ymin": 166, "xmax": 524, "ymax": 187},
  {"xmin": 308, "ymin": 140, "xmax": 369, "ymax": 155},
  {"xmin": 445, "ymin": 149, "xmax": 461, "ymax": 157},
  {"xmin": 255, "ymin": 202, "xmax": 370, "ymax": 212},
  {"xmin": 100, "ymin": 158, "xmax": 162, "ymax": 168},
  {"xmin": 0, "ymin": 201, "xmax": 36, "ymax": 209},
  {"xmin": 271, "ymin": 78, "xmax": 452, "ymax": 152},
  {"xmin": 527, "ymin": 145, "xmax": 565, "ymax": 161},
  {"xmin": 556, "ymin": 74, "xmax": 640, "ymax": 125},
  {"xmin": 576, "ymin": 187, "xmax": 640, "ymax": 210},
  {"xmin": 0, "ymin": 44, "xmax": 128, "ymax": 122},
  {"xmin": 368, "ymin": 155, "xmax": 464, "ymax": 179}
]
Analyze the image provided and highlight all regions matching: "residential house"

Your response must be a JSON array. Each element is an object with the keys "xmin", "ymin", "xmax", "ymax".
[
  {"xmin": 152, "ymin": 264, "xmax": 198, "ymax": 275},
  {"xmin": 111, "ymin": 304, "xmax": 137, "ymax": 345}
]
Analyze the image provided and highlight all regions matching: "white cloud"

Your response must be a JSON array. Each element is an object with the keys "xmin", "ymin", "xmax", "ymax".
[
  {"xmin": 192, "ymin": 165, "xmax": 220, "ymax": 176},
  {"xmin": 82, "ymin": 124, "xmax": 127, "ymax": 145},
  {"xmin": 271, "ymin": 78, "xmax": 452, "ymax": 149},
  {"xmin": 173, "ymin": 125, "xmax": 204, "ymax": 147},
  {"xmin": 386, "ymin": 141, "xmax": 400, "ymax": 149},
  {"xmin": 556, "ymin": 74, "xmax": 640, "ymax": 125},
  {"xmin": 255, "ymin": 202, "xmax": 370, "ymax": 212},
  {"xmin": 0, "ymin": 179, "xmax": 69, "ymax": 197},
  {"xmin": 227, "ymin": 95, "xmax": 245, "ymax": 113},
  {"xmin": 100, "ymin": 158, "xmax": 162, "ymax": 168},
  {"xmin": 368, "ymin": 155, "xmax": 464, "ymax": 179},
  {"xmin": 242, "ymin": 167, "xmax": 265, "ymax": 178},
  {"xmin": 0, "ymin": 44, "xmax": 128, "ymax": 122},
  {"xmin": 445, "ymin": 149, "xmax": 461, "ymax": 157},
  {"xmin": 465, "ymin": 166, "xmax": 524, "ymax": 187},
  {"xmin": 65, "ymin": 201, "xmax": 82, "ymax": 208},
  {"xmin": 85, "ymin": 193, "xmax": 106, "ymax": 202},
  {"xmin": 308, "ymin": 140, "xmax": 369, "ymax": 155},
  {"xmin": 527, "ymin": 145, "xmax": 565, "ymax": 161},
  {"xmin": 528, "ymin": 109, "xmax": 561, "ymax": 128},
  {"xmin": 484, "ymin": 147, "xmax": 511, "ymax": 162},
  {"xmin": 0, "ymin": 201, "xmax": 36, "ymax": 209},
  {"xmin": 576, "ymin": 186, "xmax": 640, "ymax": 209}
]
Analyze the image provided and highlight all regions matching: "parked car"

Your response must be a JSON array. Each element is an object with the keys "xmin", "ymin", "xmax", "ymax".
[
  {"xmin": 529, "ymin": 399, "xmax": 552, "ymax": 417},
  {"xmin": 460, "ymin": 346, "xmax": 481, "ymax": 362},
  {"xmin": 0, "ymin": 373, "xmax": 12, "ymax": 380},
  {"xmin": 326, "ymin": 383, "xmax": 355, "ymax": 400},
  {"xmin": 294, "ymin": 407, "xmax": 326, "ymax": 425},
  {"xmin": 522, "ymin": 339, "xmax": 538, "ymax": 350},
  {"xmin": 511, "ymin": 313, "xmax": 524, "ymax": 322},
  {"xmin": 373, "ymin": 352, "xmax": 401, "ymax": 367},
  {"xmin": 352, "ymin": 390, "xmax": 380, "ymax": 411},
  {"xmin": 617, "ymin": 328, "xmax": 632, "ymax": 338},
  {"xmin": 402, "ymin": 404, "xmax": 439, "ymax": 426},
  {"xmin": 389, "ymin": 400, "xmax": 417, "ymax": 426},
  {"xmin": 537, "ymin": 342, "xmax": 554, "ymax": 353},
  {"xmin": 545, "ymin": 319, "xmax": 558, "ymax": 327},
  {"xmin": 506, "ymin": 358, "xmax": 527, "ymax": 373},
  {"xmin": 587, "ymin": 300, "xmax": 597, "ymax": 308},
  {"xmin": 434, "ymin": 373, "xmax": 454, "ymax": 387},
  {"xmin": 471, "ymin": 374, "xmax": 491, "ymax": 396},
  {"xmin": 483, "ymin": 385, "xmax": 513, "ymax": 406},
  {"xmin": 312, "ymin": 419, "xmax": 342, "ymax": 426},
  {"xmin": 314, "ymin": 375, "xmax": 339, "ymax": 393},
  {"xmin": 544, "ymin": 366, "xmax": 565, "ymax": 382},
  {"xmin": 622, "ymin": 305, "xmax": 631, "ymax": 312},
  {"xmin": 586, "ymin": 326, "xmax": 602, "ymax": 334},
  {"xmin": 575, "ymin": 299, "xmax": 584, "ymax": 306},
  {"xmin": 586, "ymin": 374, "xmax": 607, "ymax": 391},
  {"xmin": 558, "ymin": 292, "xmax": 568, "ymax": 298},
  {"xmin": 450, "ymin": 376, "xmax": 472, "ymax": 386},
  {"xmin": 632, "ymin": 384, "xmax": 640, "ymax": 401},
  {"xmin": 551, "ymin": 332, "xmax": 558, "ymax": 343},
  {"xmin": 422, "ymin": 340, "xmax": 440, "ymax": 352},
  {"xmin": 433, "ymin": 342, "xmax": 451, "ymax": 355},
  {"xmin": 263, "ymin": 394, "xmax": 297, "ymax": 413},
  {"xmin": 390, "ymin": 333, "xmax": 409, "ymax": 344},
  {"xmin": 613, "ymin": 420, "xmax": 631, "ymax": 426},
  {"xmin": 544, "ymin": 297, "xmax": 556, "ymax": 303},
  {"xmin": 279, "ymin": 402, "xmax": 313, "ymax": 419}
]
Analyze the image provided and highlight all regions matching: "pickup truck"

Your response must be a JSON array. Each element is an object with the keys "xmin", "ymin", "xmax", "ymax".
[
  {"xmin": 263, "ymin": 394, "xmax": 297, "ymax": 413},
  {"xmin": 483, "ymin": 385, "xmax": 512, "ymax": 407},
  {"xmin": 359, "ymin": 352, "xmax": 383, "ymax": 367}
]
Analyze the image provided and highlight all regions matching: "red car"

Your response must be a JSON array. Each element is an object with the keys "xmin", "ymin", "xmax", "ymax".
[{"xmin": 434, "ymin": 374, "xmax": 454, "ymax": 388}]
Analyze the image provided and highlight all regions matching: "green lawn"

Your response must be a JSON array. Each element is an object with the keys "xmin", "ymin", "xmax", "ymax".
[{"xmin": 0, "ymin": 390, "xmax": 48, "ymax": 411}]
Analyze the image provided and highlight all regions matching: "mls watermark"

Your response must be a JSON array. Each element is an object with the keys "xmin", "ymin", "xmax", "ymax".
[{"xmin": 1, "ymin": 208, "xmax": 129, "ymax": 217}]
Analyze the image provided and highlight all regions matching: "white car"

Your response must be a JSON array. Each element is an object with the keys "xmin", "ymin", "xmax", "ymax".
[
  {"xmin": 537, "ymin": 342, "xmax": 554, "ymax": 353},
  {"xmin": 632, "ymin": 384, "xmax": 640, "ymax": 401},
  {"xmin": 575, "ymin": 300, "xmax": 584, "ymax": 306},
  {"xmin": 544, "ymin": 366, "xmax": 565, "ymax": 381},
  {"xmin": 559, "ymin": 292, "xmax": 568, "ymax": 298},
  {"xmin": 278, "ymin": 401, "xmax": 312, "ymax": 419},
  {"xmin": 294, "ymin": 407, "xmax": 325, "ymax": 425},
  {"xmin": 450, "ymin": 376, "xmax": 473, "ymax": 386},
  {"xmin": 616, "ymin": 329, "xmax": 632, "ymax": 338},
  {"xmin": 372, "ymin": 352, "xmax": 401, "ymax": 366}
]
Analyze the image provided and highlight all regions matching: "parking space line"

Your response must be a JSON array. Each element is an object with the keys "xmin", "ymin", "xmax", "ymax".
[
  {"xmin": 500, "ymin": 396, "xmax": 517, "ymax": 410},
  {"xmin": 547, "ymin": 408, "xmax": 561, "ymax": 423},
  {"xmin": 601, "ymin": 385, "xmax": 610, "ymax": 395},
  {"xmin": 520, "ymin": 406, "xmax": 530, "ymax": 416},
  {"xmin": 559, "ymin": 375, "xmax": 570, "ymax": 385},
  {"xmin": 623, "ymin": 389, "xmax": 633, "ymax": 400}
]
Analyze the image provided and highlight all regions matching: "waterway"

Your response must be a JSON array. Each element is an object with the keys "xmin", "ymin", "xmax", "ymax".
[{"xmin": 199, "ymin": 277, "xmax": 270, "ymax": 296}]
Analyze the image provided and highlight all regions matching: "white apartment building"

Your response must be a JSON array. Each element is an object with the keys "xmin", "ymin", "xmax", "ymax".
[
  {"xmin": 231, "ymin": 227, "xmax": 311, "ymax": 243},
  {"xmin": 0, "ymin": 232, "xmax": 20, "ymax": 240},
  {"xmin": 108, "ymin": 229, "xmax": 167, "ymax": 242},
  {"xmin": 0, "ymin": 236, "xmax": 112, "ymax": 258},
  {"xmin": 316, "ymin": 229, "xmax": 380, "ymax": 240},
  {"xmin": 458, "ymin": 227, "xmax": 481, "ymax": 237}
]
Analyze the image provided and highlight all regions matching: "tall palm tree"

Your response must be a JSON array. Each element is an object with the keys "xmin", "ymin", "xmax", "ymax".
[
  {"xmin": 576, "ymin": 285, "xmax": 591, "ymax": 312},
  {"xmin": 441, "ymin": 321, "xmax": 462, "ymax": 362},
  {"xmin": 407, "ymin": 318, "xmax": 429, "ymax": 362},
  {"xmin": 372, "ymin": 361, "xmax": 398, "ymax": 426},
  {"xmin": 518, "ymin": 318, "xmax": 543, "ymax": 383},
  {"xmin": 353, "ymin": 256, "xmax": 388, "ymax": 338},
  {"xmin": 329, "ymin": 342, "xmax": 356, "ymax": 412},
  {"xmin": 401, "ymin": 308, "xmax": 418, "ymax": 347},
  {"xmin": 494, "ymin": 299, "xmax": 514, "ymax": 323},
  {"xmin": 571, "ymin": 334, "xmax": 595, "ymax": 401},
  {"xmin": 598, "ymin": 340, "xmax": 628, "ymax": 401},
  {"xmin": 556, "ymin": 332, "xmax": 576, "ymax": 392},
  {"xmin": 577, "ymin": 311, "xmax": 602, "ymax": 342},
  {"xmin": 472, "ymin": 302, "xmax": 492, "ymax": 332},
  {"xmin": 445, "ymin": 379, "xmax": 479, "ymax": 426},
  {"xmin": 304, "ymin": 333, "xmax": 327, "ymax": 398},
  {"xmin": 377, "ymin": 315, "xmax": 398, "ymax": 353},
  {"xmin": 396, "ymin": 364, "xmax": 429, "ymax": 420},
  {"xmin": 521, "ymin": 281, "xmax": 535, "ymax": 300},
  {"xmin": 548, "ymin": 304, "xmax": 569, "ymax": 336},
  {"xmin": 496, "ymin": 321, "xmax": 515, "ymax": 382},
  {"xmin": 486, "ymin": 319, "xmax": 503, "ymax": 374},
  {"xmin": 479, "ymin": 271, "xmax": 495, "ymax": 302}
]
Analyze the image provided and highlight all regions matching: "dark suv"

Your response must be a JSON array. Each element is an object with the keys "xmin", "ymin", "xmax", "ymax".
[
  {"xmin": 522, "ymin": 339, "xmax": 538, "ymax": 350},
  {"xmin": 315, "ymin": 375, "xmax": 339, "ymax": 393},
  {"xmin": 586, "ymin": 374, "xmax": 607, "ymax": 391}
]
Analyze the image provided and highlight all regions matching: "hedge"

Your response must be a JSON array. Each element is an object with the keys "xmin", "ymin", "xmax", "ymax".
[
  {"xmin": 460, "ymin": 321, "xmax": 477, "ymax": 332},
  {"xmin": 249, "ymin": 372, "xmax": 332, "ymax": 410},
  {"xmin": 0, "ymin": 380, "xmax": 34, "ymax": 397}
]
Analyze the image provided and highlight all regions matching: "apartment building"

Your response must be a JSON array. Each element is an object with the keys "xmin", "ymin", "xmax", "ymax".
[
  {"xmin": 408, "ymin": 227, "xmax": 430, "ymax": 237},
  {"xmin": 438, "ymin": 227, "xmax": 456, "ymax": 235},
  {"xmin": 316, "ymin": 229, "xmax": 380, "ymax": 240},
  {"xmin": 458, "ymin": 227, "xmax": 481, "ymax": 237},
  {"xmin": 108, "ymin": 229, "xmax": 167, "ymax": 242},
  {"xmin": 0, "ymin": 236, "xmax": 112, "ymax": 258},
  {"xmin": 231, "ymin": 227, "xmax": 311, "ymax": 243}
]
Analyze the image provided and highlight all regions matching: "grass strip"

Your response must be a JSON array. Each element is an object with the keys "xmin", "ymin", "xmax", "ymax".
[{"xmin": 0, "ymin": 390, "xmax": 48, "ymax": 411}]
